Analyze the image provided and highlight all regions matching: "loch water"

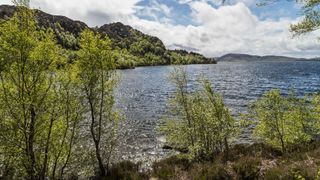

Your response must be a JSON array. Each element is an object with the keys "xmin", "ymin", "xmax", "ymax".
[{"xmin": 115, "ymin": 60, "xmax": 320, "ymax": 166}]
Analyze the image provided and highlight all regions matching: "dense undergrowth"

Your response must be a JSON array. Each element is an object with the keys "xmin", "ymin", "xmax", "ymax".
[{"xmin": 100, "ymin": 142, "xmax": 320, "ymax": 180}]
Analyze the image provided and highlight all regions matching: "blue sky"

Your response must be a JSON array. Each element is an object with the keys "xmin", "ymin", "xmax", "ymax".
[
  {"xmin": 137, "ymin": 0, "xmax": 301, "ymax": 25},
  {"xmin": 137, "ymin": 0, "xmax": 194, "ymax": 25},
  {"xmin": 1, "ymin": 0, "xmax": 319, "ymax": 58},
  {"xmin": 251, "ymin": 1, "xmax": 300, "ymax": 20}
]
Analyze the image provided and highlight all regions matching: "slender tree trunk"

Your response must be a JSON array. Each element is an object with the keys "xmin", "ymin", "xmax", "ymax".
[
  {"xmin": 27, "ymin": 106, "xmax": 37, "ymax": 180},
  {"xmin": 40, "ymin": 111, "xmax": 55, "ymax": 180},
  {"xmin": 52, "ymin": 107, "xmax": 70, "ymax": 179},
  {"xmin": 94, "ymin": 140, "xmax": 106, "ymax": 177},
  {"xmin": 59, "ymin": 118, "xmax": 77, "ymax": 179},
  {"xmin": 223, "ymin": 137, "xmax": 229, "ymax": 162},
  {"xmin": 180, "ymin": 88, "xmax": 194, "ymax": 146},
  {"xmin": 280, "ymin": 136, "xmax": 286, "ymax": 153},
  {"xmin": 89, "ymin": 96, "xmax": 106, "ymax": 177}
]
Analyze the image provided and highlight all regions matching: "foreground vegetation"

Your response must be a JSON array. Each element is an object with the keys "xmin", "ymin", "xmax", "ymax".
[
  {"xmin": 0, "ymin": 2, "xmax": 119, "ymax": 179},
  {"xmin": 151, "ymin": 142, "xmax": 320, "ymax": 180},
  {"xmin": 99, "ymin": 72, "xmax": 320, "ymax": 179},
  {"xmin": 152, "ymin": 69, "xmax": 320, "ymax": 180},
  {"xmin": 83, "ymin": 142, "xmax": 320, "ymax": 180}
]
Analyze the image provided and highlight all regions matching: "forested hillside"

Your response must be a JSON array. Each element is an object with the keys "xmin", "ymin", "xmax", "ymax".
[{"xmin": 0, "ymin": 5, "xmax": 216, "ymax": 69}]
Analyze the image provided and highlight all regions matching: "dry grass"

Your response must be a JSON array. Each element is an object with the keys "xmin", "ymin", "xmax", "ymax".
[{"xmin": 151, "ymin": 143, "xmax": 320, "ymax": 180}]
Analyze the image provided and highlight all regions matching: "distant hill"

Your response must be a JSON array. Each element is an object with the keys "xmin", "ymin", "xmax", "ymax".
[
  {"xmin": 0, "ymin": 5, "xmax": 216, "ymax": 68},
  {"xmin": 217, "ymin": 53, "xmax": 316, "ymax": 62}
]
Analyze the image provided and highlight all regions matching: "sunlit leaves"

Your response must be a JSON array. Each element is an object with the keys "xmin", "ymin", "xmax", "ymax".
[
  {"xmin": 76, "ymin": 29, "xmax": 120, "ymax": 176},
  {"xmin": 244, "ymin": 89, "xmax": 320, "ymax": 153},
  {"xmin": 0, "ymin": 6, "xmax": 81, "ymax": 179},
  {"xmin": 160, "ymin": 68, "xmax": 240, "ymax": 160}
]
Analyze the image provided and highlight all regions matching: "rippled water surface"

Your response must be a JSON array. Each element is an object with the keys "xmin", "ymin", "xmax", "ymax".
[{"xmin": 115, "ymin": 61, "xmax": 320, "ymax": 164}]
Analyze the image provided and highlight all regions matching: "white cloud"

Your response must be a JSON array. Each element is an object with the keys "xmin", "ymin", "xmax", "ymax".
[
  {"xmin": 137, "ymin": 0, "xmax": 173, "ymax": 23},
  {"xmin": 2, "ymin": 0, "xmax": 142, "ymax": 26},
  {"xmin": 1, "ymin": 0, "xmax": 12, "ymax": 5},
  {"xmin": 177, "ymin": 0, "xmax": 194, "ymax": 4},
  {"xmin": 0, "ymin": 0, "xmax": 319, "ymax": 58},
  {"xmin": 30, "ymin": 0, "xmax": 142, "ymax": 26},
  {"xmin": 230, "ymin": 0, "xmax": 257, "ymax": 6},
  {"xmin": 177, "ymin": 0, "xmax": 256, "ymax": 7},
  {"xmin": 130, "ymin": 1, "xmax": 320, "ymax": 58}
]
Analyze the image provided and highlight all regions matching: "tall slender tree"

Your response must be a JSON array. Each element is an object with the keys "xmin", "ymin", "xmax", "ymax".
[
  {"xmin": 76, "ymin": 29, "xmax": 119, "ymax": 177},
  {"xmin": 0, "ymin": 4, "xmax": 59, "ymax": 179},
  {"xmin": 0, "ymin": 2, "xmax": 82, "ymax": 179}
]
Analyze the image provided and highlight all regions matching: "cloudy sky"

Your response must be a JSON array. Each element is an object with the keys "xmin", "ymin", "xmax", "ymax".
[{"xmin": 1, "ymin": 0, "xmax": 320, "ymax": 58}]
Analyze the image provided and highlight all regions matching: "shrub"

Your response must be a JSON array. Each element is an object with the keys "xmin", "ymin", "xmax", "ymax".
[
  {"xmin": 228, "ymin": 143, "xmax": 282, "ymax": 161},
  {"xmin": 264, "ymin": 168, "xmax": 291, "ymax": 180},
  {"xmin": 291, "ymin": 164, "xmax": 318, "ymax": 180},
  {"xmin": 264, "ymin": 159, "xmax": 318, "ymax": 179},
  {"xmin": 243, "ymin": 90, "xmax": 320, "ymax": 153},
  {"xmin": 112, "ymin": 49, "xmax": 138, "ymax": 69},
  {"xmin": 160, "ymin": 68, "xmax": 240, "ymax": 160},
  {"xmin": 152, "ymin": 156, "xmax": 191, "ymax": 179},
  {"xmin": 233, "ymin": 156, "xmax": 261, "ymax": 179},
  {"xmin": 196, "ymin": 164, "xmax": 232, "ymax": 180},
  {"xmin": 107, "ymin": 161, "xmax": 148, "ymax": 180}
]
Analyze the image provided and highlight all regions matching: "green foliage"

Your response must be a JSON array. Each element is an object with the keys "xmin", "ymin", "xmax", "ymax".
[
  {"xmin": 0, "ymin": 5, "xmax": 216, "ymax": 69},
  {"xmin": 258, "ymin": 0, "xmax": 320, "ymax": 35},
  {"xmin": 160, "ymin": 68, "xmax": 239, "ymax": 160},
  {"xmin": 54, "ymin": 22, "xmax": 78, "ymax": 49},
  {"xmin": 243, "ymin": 89, "xmax": 320, "ymax": 153},
  {"xmin": 0, "ymin": 5, "xmax": 122, "ymax": 178},
  {"xmin": 290, "ymin": 0, "xmax": 320, "ymax": 35},
  {"xmin": 0, "ymin": 5, "xmax": 82, "ymax": 179},
  {"xmin": 76, "ymin": 29, "xmax": 120, "ymax": 177},
  {"xmin": 168, "ymin": 51, "xmax": 213, "ymax": 65},
  {"xmin": 143, "ymin": 52, "xmax": 165, "ymax": 65},
  {"xmin": 120, "ymin": 30, "xmax": 214, "ymax": 67},
  {"xmin": 113, "ymin": 49, "xmax": 138, "ymax": 69}
]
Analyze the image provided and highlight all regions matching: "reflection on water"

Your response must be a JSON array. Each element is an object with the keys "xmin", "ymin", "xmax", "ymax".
[{"xmin": 114, "ymin": 61, "xmax": 320, "ymax": 165}]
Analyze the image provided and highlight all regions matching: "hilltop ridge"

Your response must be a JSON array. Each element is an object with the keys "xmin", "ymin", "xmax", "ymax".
[
  {"xmin": 0, "ymin": 5, "xmax": 216, "ymax": 68},
  {"xmin": 218, "ymin": 53, "xmax": 317, "ymax": 62}
]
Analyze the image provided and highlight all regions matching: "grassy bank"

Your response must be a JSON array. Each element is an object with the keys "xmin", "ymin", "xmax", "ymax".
[{"xmin": 104, "ymin": 142, "xmax": 320, "ymax": 180}]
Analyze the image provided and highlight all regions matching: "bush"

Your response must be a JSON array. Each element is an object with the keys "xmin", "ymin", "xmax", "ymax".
[
  {"xmin": 160, "ymin": 68, "xmax": 239, "ymax": 160},
  {"xmin": 107, "ymin": 161, "xmax": 148, "ymax": 180},
  {"xmin": 113, "ymin": 49, "xmax": 137, "ymax": 69},
  {"xmin": 291, "ymin": 163, "xmax": 318, "ymax": 180},
  {"xmin": 152, "ymin": 156, "xmax": 191, "ymax": 179},
  {"xmin": 196, "ymin": 164, "xmax": 232, "ymax": 180},
  {"xmin": 243, "ymin": 90, "xmax": 320, "ymax": 153},
  {"xmin": 228, "ymin": 143, "xmax": 282, "ymax": 161},
  {"xmin": 233, "ymin": 156, "xmax": 261, "ymax": 179},
  {"xmin": 264, "ymin": 168, "xmax": 291, "ymax": 180},
  {"xmin": 264, "ymin": 159, "xmax": 319, "ymax": 179}
]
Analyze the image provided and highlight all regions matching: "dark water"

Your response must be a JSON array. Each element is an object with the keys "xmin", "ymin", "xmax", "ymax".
[{"xmin": 115, "ymin": 61, "xmax": 320, "ymax": 165}]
